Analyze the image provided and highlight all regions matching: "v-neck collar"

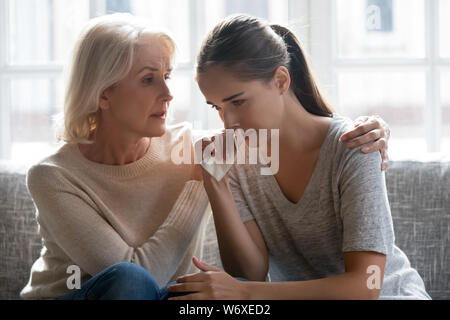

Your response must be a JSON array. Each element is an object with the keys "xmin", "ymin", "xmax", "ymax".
[{"xmin": 261, "ymin": 114, "xmax": 336, "ymax": 210}]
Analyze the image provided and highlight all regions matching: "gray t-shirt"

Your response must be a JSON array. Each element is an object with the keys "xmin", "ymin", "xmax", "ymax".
[{"xmin": 228, "ymin": 113, "xmax": 431, "ymax": 300}]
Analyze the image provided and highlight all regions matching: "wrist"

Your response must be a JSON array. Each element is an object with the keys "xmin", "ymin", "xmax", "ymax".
[
  {"xmin": 240, "ymin": 281, "xmax": 254, "ymax": 300},
  {"xmin": 241, "ymin": 281, "xmax": 270, "ymax": 300},
  {"xmin": 203, "ymin": 171, "xmax": 231, "ymax": 191}
]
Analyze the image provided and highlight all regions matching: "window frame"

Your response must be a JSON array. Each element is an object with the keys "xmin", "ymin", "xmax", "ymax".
[{"xmin": 0, "ymin": 0, "xmax": 69, "ymax": 159}]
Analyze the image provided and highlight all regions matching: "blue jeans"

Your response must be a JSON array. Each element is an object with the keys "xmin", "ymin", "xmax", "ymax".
[{"xmin": 56, "ymin": 262, "xmax": 246, "ymax": 300}]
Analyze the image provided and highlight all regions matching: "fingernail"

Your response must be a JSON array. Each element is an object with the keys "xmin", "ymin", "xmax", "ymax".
[{"xmin": 362, "ymin": 147, "xmax": 369, "ymax": 152}]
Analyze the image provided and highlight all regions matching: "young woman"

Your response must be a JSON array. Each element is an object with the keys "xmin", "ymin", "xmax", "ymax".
[
  {"xmin": 167, "ymin": 15, "xmax": 431, "ymax": 300},
  {"xmin": 21, "ymin": 13, "xmax": 391, "ymax": 300}
]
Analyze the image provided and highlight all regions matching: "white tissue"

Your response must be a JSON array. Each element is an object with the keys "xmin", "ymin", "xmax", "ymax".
[
  {"xmin": 195, "ymin": 130, "xmax": 243, "ymax": 181},
  {"xmin": 200, "ymin": 162, "xmax": 234, "ymax": 182}
]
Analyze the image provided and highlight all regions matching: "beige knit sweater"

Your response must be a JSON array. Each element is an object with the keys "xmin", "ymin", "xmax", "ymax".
[{"xmin": 20, "ymin": 123, "xmax": 210, "ymax": 299}]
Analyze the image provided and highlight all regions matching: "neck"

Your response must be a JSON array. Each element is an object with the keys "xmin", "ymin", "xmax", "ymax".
[
  {"xmin": 79, "ymin": 117, "xmax": 151, "ymax": 166},
  {"xmin": 278, "ymin": 92, "xmax": 331, "ymax": 156}
]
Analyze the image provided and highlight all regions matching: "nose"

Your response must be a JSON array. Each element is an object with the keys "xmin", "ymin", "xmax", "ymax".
[
  {"xmin": 163, "ymin": 92, "xmax": 173, "ymax": 102},
  {"xmin": 223, "ymin": 109, "xmax": 239, "ymax": 129},
  {"xmin": 161, "ymin": 79, "xmax": 173, "ymax": 102}
]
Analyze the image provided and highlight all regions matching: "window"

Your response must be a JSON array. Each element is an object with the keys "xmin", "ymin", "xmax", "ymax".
[
  {"xmin": 0, "ymin": 0, "xmax": 289, "ymax": 163},
  {"xmin": 337, "ymin": 71, "xmax": 427, "ymax": 154},
  {"xmin": 4, "ymin": 0, "xmax": 445, "ymax": 163},
  {"xmin": 337, "ymin": 0, "xmax": 425, "ymax": 58},
  {"xmin": 442, "ymin": 71, "xmax": 450, "ymax": 152},
  {"xmin": 8, "ymin": 0, "xmax": 90, "ymax": 64},
  {"xmin": 441, "ymin": 0, "xmax": 450, "ymax": 58},
  {"xmin": 1, "ymin": 0, "xmax": 90, "ymax": 162},
  {"xmin": 310, "ymin": 0, "xmax": 450, "ymax": 159}
]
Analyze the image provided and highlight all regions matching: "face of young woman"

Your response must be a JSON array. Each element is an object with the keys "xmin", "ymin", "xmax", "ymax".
[
  {"xmin": 196, "ymin": 65, "xmax": 285, "ymax": 132},
  {"xmin": 101, "ymin": 34, "xmax": 173, "ymax": 138}
]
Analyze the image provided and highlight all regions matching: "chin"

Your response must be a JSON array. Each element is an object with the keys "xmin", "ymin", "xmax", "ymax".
[{"xmin": 147, "ymin": 124, "xmax": 166, "ymax": 138}]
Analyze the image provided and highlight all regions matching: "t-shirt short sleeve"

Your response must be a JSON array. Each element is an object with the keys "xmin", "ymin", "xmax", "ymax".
[
  {"xmin": 228, "ymin": 165, "xmax": 255, "ymax": 223},
  {"xmin": 338, "ymin": 148, "xmax": 395, "ymax": 255}
]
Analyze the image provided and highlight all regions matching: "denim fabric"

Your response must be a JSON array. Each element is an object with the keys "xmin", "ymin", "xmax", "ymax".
[
  {"xmin": 56, "ymin": 262, "xmax": 247, "ymax": 300},
  {"xmin": 57, "ymin": 262, "xmax": 184, "ymax": 300}
]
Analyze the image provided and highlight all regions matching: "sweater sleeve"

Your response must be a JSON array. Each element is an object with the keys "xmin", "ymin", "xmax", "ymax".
[{"xmin": 27, "ymin": 164, "xmax": 209, "ymax": 287}]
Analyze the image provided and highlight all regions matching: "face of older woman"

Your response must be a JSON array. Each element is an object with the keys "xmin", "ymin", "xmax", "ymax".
[{"xmin": 99, "ymin": 34, "xmax": 173, "ymax": 139}]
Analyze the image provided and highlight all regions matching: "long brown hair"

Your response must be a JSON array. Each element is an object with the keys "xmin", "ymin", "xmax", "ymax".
[{"xmin": 196, "ymin": 14, "xmax": 333, "ymax": 117}]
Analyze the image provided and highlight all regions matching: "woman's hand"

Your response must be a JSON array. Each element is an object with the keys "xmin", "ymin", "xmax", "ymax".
[
  {"xmin": 167, "ymin": 257, "xmax": 250, "ymax": 300},
  {"xmin": 339, "ymin": 115, "xmax": 390, "ymax": 171},
  {"xmin": 193, "ymin": 131, "xmax": 234, "ymax": 184}
]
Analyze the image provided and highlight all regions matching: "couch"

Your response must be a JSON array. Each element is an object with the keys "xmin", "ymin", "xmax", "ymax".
[{"xmin": 1, "ymin": 158, "xmax": 449, "ymax": 300}]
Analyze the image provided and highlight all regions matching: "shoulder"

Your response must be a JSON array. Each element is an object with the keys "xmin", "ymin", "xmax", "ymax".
[
  {"xmin": 26, "ymin": 164, "xmax": 66, "ymax": 204},
  {"xmin": 26, "ymin": 144, "xmax": 77, "ymax": 193},
  {"xmin": 326, "ymin": 114, "xmax": 382, "ymax": 176},
  {"xmin": 26, "ymin": 163, "xmax": 65, "ymax": 191}
]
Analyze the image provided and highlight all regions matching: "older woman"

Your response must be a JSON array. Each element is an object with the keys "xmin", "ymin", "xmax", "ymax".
[{"xmin": 20, "ymin": 13, "xmax": 391, "ymax": 300}]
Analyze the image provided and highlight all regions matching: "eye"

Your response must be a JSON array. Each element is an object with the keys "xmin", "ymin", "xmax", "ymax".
[
  {"xmin": 232, "ymin": 99, "xmax": 246, "ymax": 107},
  {"xmin": 210, "ymin": 105, "xmax": 221, "ymax": 111},
  {"xmin": 142, "ymin": 77, "xmax": 153, "ymax": 84}
]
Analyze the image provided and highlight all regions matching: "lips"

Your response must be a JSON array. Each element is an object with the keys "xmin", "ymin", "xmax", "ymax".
[{"xmin": 151, "ymin": 111, "xmax": 167, "ymax": 119}]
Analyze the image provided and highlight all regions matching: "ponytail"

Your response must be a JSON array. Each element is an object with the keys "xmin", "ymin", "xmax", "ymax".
[{"xmin": 270, "ymin": 24, "xmax": 333, "ymax": 117}]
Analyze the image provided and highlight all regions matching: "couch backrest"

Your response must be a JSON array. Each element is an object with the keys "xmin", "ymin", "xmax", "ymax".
[
  {"xmin": 384, "ymin": 160, "xmax": 450, "ymax": 300},
  {"xmin": 0, "ymin": 164, "xmax": 41, "ymax": 300},
  {"xmin": 1, "ymin": 160, "xmax": 449, "ymax": 299}
]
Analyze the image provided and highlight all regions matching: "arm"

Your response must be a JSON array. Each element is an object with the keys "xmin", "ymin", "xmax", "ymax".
[
  {"xmin": 27, "ymin": 164, "xmax": 208, "ymax": 286},
  {"xmin": 202, "ymin": 172, "xmax": 269, "ymax": 281},
  {"xmin": 243, "ymin": 251, "xmax": 386, "ymax": 299},
  {"xmin": 168, "ymin": 251, "xmax": 385, "ymax": 300}
]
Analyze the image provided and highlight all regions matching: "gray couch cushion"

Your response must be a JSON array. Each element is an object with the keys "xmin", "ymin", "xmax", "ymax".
[
  {"xmin": 1, "ymin": 160, "xmax": 449, "ymax": 299},
  {"xmin": 0, "ymin": 162, "xmax": 42, "ymax": 300},
  {"xmin": 385, "ymin": 160, "xmax": 450, "ymax": 300}
]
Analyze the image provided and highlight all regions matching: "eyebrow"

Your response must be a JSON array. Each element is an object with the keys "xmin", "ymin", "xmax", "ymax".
[
  {"xmin": 206, "ymin": 92, "xmax": 245, "ymax": 105},
  {"xmin": 137, "ymin": 66, "xmax": 173, "ymax": 75}
]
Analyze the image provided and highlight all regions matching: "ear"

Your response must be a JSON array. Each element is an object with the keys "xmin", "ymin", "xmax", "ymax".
[
  {"xmin": 273, "ymin": 66, "xmax": 291, "ymax": 95},
  {"xmin": 99, "ymin": 86, "xmax": 114, "ymax": 110}
]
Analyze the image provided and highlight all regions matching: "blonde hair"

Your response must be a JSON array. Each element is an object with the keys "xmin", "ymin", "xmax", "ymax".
[{"xmin": 56, "ymin": 13, "xmax": 176, "ymax": 144}]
